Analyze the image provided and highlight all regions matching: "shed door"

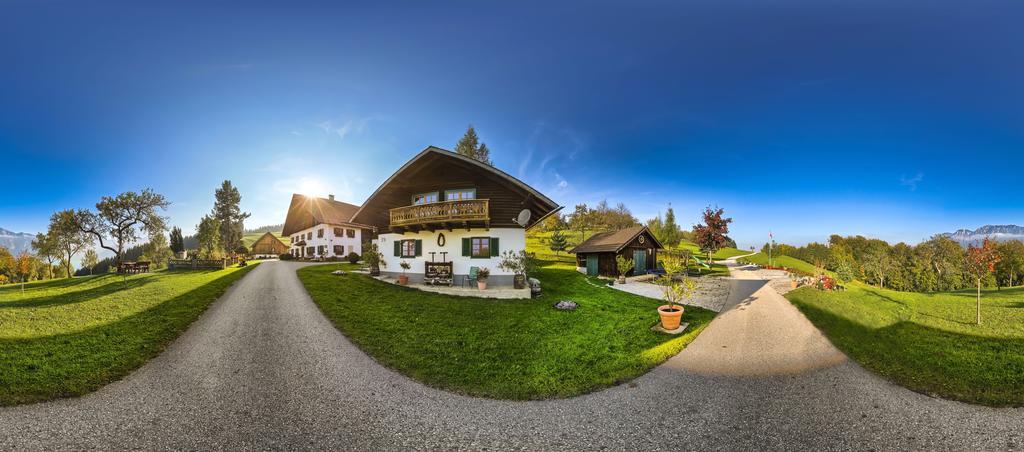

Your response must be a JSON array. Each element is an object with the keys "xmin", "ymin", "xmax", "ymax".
[
  {"xmin": 633, "ymin": 250, "xmax": 646, "ymax": 274},
  {"xmin": 586, "ymin": 255, "xmax": 598, "ymax": 276}
]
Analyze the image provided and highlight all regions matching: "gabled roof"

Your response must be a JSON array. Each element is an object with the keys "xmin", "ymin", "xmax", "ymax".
[
  {"xmin": 570, "ymin": 225, "xmax": 664, "ymax": 254},
  {"xmin": 282, "ymin": 194, "xmax": 365, "ymax": 236},
  {"xmin": 253, "ymin": 232, "xmax": 287, "ymax": 246},
  {"xmin": 350, "ymin": 146, "xmax": 561, "ymax": 230}
]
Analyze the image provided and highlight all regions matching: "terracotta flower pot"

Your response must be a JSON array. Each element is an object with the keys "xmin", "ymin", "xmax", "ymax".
[
  {"xmin": 790, "ymin": 280, "xmax": 798, "ymax": 289},
  {"xmin": 617, "ymin": 276, "xmax": 626, "ymax": 284},
  {"xmin": 478, "ymin": 280, "xmax": 488, "ymax": 290},
  {"xmin": 398, "ymin": 275, "xmax": 409, "ymax": 285},
  {"xmin": 658, "ymin": 305, "xmax": 684, "ymax": 330}
]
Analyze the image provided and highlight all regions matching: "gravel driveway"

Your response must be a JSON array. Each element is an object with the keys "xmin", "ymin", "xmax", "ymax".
[{"xmin": 1, "ymin": 261, "xmax": 1020, "ymax": 451}]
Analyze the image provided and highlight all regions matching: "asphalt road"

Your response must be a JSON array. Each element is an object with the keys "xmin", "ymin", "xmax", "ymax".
[{"xmin": 0, "ymin": 261, "xmax": 1020, "ymax": 451}]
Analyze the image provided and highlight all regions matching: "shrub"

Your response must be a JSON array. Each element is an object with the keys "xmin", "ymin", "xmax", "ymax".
[
  {"xmin": 346, "ymin": 252, "xmax": 360, "ymax": 264},
  {"xmin": 279, "ymin": 253, "xmax": 295, "ymax": 261}
]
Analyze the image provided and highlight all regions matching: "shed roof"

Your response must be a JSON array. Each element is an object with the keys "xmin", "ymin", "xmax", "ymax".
[{"xmin": 569, "ymin": 225, "xmax": 664, "ymax": 254}]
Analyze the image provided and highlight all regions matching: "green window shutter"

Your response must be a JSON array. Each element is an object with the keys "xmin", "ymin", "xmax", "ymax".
[
  {"xmin": 415, "ymin": 240, "xmax": 423, "ymax": 256},
  {"xmin": 462, "ymin": 238, "xmax": 471, "ymax": 256},
  {"xmin": 394, "ymin": 241, "xmax": 401, "ymax": 257},
  {"xmin": 490, "ymin": 237, "xmax": 499, "ymax": 257}
]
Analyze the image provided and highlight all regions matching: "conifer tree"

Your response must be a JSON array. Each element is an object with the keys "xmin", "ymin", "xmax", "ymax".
[{"xmin": 455, "ymin": 125, "xmax": 494, "ymax": 166}]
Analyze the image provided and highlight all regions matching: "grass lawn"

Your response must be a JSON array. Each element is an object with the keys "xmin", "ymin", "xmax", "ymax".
[
  {"xmin": 677, "ymin": 240, "xmax": 750, "ymax": 260},
  {"xmin": 0, "ymin": 264, "xmax": 257, "ymax": 405},
  {"xmin": 299, "ymin": 261, "xmax": 716, "ymax": 399},
  {"xmin": 786, "ymin": 283, "xmax": 1024, "ymax": 406},
  {"xmin": 739, "ymin": 252, "xmax": 822, "ymax": 275}
]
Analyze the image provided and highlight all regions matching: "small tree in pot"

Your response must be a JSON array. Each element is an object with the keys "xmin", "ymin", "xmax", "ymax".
[
  {"xmin": 498, "ymin": 250, "xmax": 536, "ymax": 289},
  {"xmin": 398, "ymin": 261, "xmax": 411, "ymax": 285},
  {"xmin": 476, "ymin": 267, "xmax": 490, "ymax": 290},
  {"xmin": 614, "ymin": 255, "xmax": 634, "ymax": 284},
  {"xmin": 362, "ymin": 243, "xmax": 384, "ymax": 276},
  {"xmin": 657, "ymin": 254, "xmax": 696, "ymax": 330}
]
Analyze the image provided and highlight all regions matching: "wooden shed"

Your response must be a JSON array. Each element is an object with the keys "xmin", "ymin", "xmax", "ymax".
[
  {"xmin": 570, "ymin": 225, "xmax": 663, "ymax": 277},
  {"xmin": 250, "ymin": 232, "xmax": 289, "ymax": 257}
]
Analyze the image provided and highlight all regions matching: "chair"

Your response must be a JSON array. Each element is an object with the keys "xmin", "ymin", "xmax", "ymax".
[{"xmin": 463, "ymin": 266, "xmax": 479, "ymax": 288}]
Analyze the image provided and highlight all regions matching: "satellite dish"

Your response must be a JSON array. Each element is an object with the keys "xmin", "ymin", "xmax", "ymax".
[{"xmin": 513, "ymin": 209, "xmax": 532, "ymax": 227}]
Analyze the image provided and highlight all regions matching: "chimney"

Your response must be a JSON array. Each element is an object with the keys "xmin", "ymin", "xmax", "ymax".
[{"xmin": 328, "ymin": 194, "xmax": 335, "ymax": 201}]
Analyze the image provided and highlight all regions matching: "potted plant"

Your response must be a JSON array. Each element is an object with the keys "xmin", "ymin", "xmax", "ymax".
[
  {"xmin": 498, "ymin": 250, "xmax": 535, "ymax": 289},
  {"xmin": 790, "ymin": 272, "xmax": 799, "ymax": 289},
  {"xmin": 656, "ymin": 254, "xmax": 696, "ymax": 330},
  {"xmin": 476, "ymin": 267, "xmax": 490, "ymax": 290},
  {"xmin": 363, "ymin": 243, "xmax": 384, "ymax": 276},
  {"xmin": 398, "ymin": 261, "xmax": 411, "ymax": 285},
  {"xmin": 614, "ymin": 255, "xmax": 633, "ymax": 284}
]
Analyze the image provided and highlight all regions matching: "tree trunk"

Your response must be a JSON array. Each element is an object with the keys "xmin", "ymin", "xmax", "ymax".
[{"xmin": 976, "ymin": 279, "xmax": 982, "ymax": 325}]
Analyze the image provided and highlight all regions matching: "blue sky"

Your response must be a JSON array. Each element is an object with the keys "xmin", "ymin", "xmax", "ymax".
[{"xmin": 1, "ymin": 0, "xmax": 1022, "ymax": 250}]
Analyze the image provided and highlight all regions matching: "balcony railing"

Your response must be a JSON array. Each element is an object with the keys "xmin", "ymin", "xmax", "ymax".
[{"xmin": 390, "ymin": 199, "xmax": 489, "ymax": 228}]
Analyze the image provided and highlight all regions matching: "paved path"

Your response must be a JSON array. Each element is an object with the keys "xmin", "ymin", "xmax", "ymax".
[
  {"xmin": 1, "ymin": 261, "xmax": 1021, "ymax": 450},
  {"xmin": 677, "ymin": 256, "xmax": 847, "ymax": 375}
]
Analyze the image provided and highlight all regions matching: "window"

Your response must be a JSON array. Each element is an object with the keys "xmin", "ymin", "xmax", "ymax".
[
  {"xmin": 307, "ymin": 232, "xmax": 312, "ymax": 240},
  {"xmin": 317, "ymin": 229, "xmax": 324, "ymax": 238},
  {"xmin": 317, "ymin": 245, "xmax": 325, "ymax": 256},
  {"xmin": 445, "ymin": 188, "xmax": 476, "ymax": 201},
  {"xmin": 412, "ymin": 192, "xmax": 439, "ymax": 205},
  {"xmin": 401, "ymin": 240, "xmax": 417, "ymax": 258},
  {"xmin": 334, "ymin": 245, "xmax": 344, "ymax": 255},
  {"xmin": 346, "ymin": 229, "xmax": 355, "ymax": 238},
  {"xmin": 306, "ymin": 246, "xmax": 315, "ymax": 256},
  {"xmin": 471, "ymin": 237, "xmax": 490, "ymax": 258},
  {"xmin": 334, "ymin": 227, "xmax": 343, "ymax": 236}
]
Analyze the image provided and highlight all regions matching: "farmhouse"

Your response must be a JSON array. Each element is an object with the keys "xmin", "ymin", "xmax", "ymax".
[
  {"xmin": 570, "ymin": 225, "xmax": 663, "ymax": 277},
  {"xmin": 282, "ymin": 194, "xmax": 369, "ymax": 259},
  {"xmin": 249, "ymin": 232, "xmax": 289, "ymax": 257},
  {"xmin": 350, "ymin": 146, "xmax": 561, "ymax": 286}
]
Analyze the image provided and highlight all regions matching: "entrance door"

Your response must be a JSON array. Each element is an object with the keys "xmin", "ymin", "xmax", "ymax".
[
  {"xmin": 586, "ymin": 255, "xmax": 598, "ymax": 276},
  {"xmin": 633, "ymin": 250, "xmax": 646, "ymax": 275}
]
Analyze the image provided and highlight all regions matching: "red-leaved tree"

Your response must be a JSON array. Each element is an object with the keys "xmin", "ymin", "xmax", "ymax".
[
  {"xmin": 692, "ymin": 206, "xmax": 733, "ymax": 264},
  {"xmin": 966, "ymin": 238, "xmax": 1001, "ymax": 325}
]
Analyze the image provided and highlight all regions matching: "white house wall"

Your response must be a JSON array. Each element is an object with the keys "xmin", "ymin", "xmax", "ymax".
[
  {"xmin": 377, "ymin": 228, "xmax": 525, "ymax": 286},
  {"xmin": 288, "ymin": 224, "xmax": 363, "ymax": 258}
]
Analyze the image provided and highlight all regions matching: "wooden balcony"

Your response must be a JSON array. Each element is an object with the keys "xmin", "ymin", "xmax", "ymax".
[{"xmin": 389, "ymin": 199, "xmax": 489, "ymax": 230}]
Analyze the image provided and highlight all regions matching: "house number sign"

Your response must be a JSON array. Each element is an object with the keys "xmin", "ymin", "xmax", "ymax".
[{"xmin": 437, "ymin": 233, "xmax": 446, "ymax": 247}]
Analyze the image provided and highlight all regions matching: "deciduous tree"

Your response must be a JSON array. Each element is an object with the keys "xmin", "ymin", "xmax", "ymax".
[
  {"xmin": 81, "ymin": 248, "xmax": 99, "ymax": 275},
  {"xmin": 196, "ymin": 215, "xmax": 222, "ymax": 259},
  {"xmin": 966, "ymin": 238, "xmax": 1000, "ymax": 325},
  {"xmin": 30, "ymin": 232, "xmax": 59, "ymax": 279},
  {"xmin": 47, "ymin": 209, "xmax": 93, "ymax": 278},
  {"xmin": 73, "ymin": 189, "xmax": 170, "ymax": 267},
  {"xmin": 691, "ymin": 206, "xmax": 732, "ymax": 263},
  {"xmin": 13, "ymin": 251, "xmax": 34, "ymax": 290}
]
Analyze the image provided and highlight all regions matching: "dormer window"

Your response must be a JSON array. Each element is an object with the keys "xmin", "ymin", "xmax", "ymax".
[
  {"xmin": 412, "ymin": 192, "xmax": 439, "ymax": 205},
  {"xmin": 445, "ymin": 188, "xmax": 476, "ymax": 201}
]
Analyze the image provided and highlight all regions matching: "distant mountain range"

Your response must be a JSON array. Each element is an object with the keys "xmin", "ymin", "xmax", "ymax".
[
  {"xmin": 941, "ymin": 225, "xmax": 1024, "ymax": 246},
  {"xmin": 0, "ymin": 228, "xmax": 35, "ymax": 255}
]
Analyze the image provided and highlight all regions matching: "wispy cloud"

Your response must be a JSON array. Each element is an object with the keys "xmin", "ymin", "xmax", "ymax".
[
  {"xmin": 316, "ymin": 116, "xmax": 376, "ymax": 141},
  {"xmin": 900, "ymin": 173, "xmax": 924, "ymax": 191}
]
